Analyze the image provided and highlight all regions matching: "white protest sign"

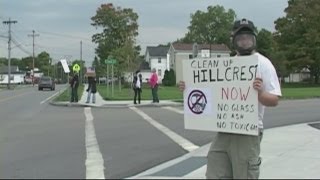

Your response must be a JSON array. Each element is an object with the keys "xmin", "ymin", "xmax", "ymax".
[
  {"xmin": 60, "ymin": 59, "xmax": 70, "ymax": 73},
  {"xmin": 182, "ymin": 54, "xmax": 259, "ymax": 136}
]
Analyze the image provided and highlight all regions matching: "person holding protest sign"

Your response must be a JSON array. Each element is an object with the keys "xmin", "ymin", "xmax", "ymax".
[
  {"xmin": 178, "ymin": 18, "xmax": 282, "ymax": 179},
  {"xmin": 86, "ymin": 76, "xmax": 97, "ymax": 104}
]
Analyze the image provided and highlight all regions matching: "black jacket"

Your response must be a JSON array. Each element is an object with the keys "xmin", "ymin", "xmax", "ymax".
[
  {"xmin": 87, "ymin": 77, "xmax": 97, "ymax": 93},
  {"xmin": 70, "ymin": 74, "xmax": 79, "ymax": 87},
  {"xmin": 132, "ymin": 74, "xmax": 142, "ymax": 89}
]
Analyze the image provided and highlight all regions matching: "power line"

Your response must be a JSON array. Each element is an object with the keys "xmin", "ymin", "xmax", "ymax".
[
  {"xmin": 11, "ymin": 37, "xmax": 32, "ymax": 56},
  {"xmin": 38, "ymin": 30, "xmax": 92, "ymax": 42},
  {"xmin": 0, "ymin": 34, "xmax": 8, "ymax": 38},
  {"xmin": 11, "ymin": 31, "xmax": 30, "ymax": 45}
]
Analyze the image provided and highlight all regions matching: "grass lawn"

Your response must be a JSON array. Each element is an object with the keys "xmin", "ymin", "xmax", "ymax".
[
  {"xmin": 97, "ymin": 83, "xmax": 320, "ymax": 101},
  {"xmin": 52, "ymin": 83, "xmax": 320, "ymax": 102},
  {"xmin": 54, "ymin": 84, "xmax": 84, "ymax": 102},
  {"xmin": 97, "ymin": 84, "xmax": 183, "ymax": 101},
  {"xmin": 281, "ymin": 87, "xmax": 320, "ymax": 99}
]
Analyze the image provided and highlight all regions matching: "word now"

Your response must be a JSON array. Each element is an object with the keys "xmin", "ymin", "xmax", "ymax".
[{"xmin": 221, "ymin": 86, "xmax": 251, "ymax": 101}]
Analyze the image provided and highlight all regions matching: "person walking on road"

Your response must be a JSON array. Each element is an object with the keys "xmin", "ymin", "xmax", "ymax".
[
  {"xmin": 178, "ymin": 18, "xmax": 282, "ymax": 179},
  {"xmin": 86, "ymin": 76, "xmax": 97, "ymax": 104},
  {"xmin": 149, "ymin": 68, "xmax": 159, "ymax": 103},
  {"xmin": 70, "ymin": 72, "xmax": 79, "ymax": 103},
  {"xmin": 133, "ymin": 70, "xmax": 142, "ymax": 104}
]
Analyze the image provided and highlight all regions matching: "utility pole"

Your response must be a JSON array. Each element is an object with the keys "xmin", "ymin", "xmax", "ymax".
[
  {"xmin": 3, "ymin": 18, "xmax": 17, "ymax": 90},
  {"xmin": 80, "ymin": 40, "xmax": 82, "ymax": 84},
  {"xmin": 28, "ymin": 30, "xmax": 39, "ymax": 86}
]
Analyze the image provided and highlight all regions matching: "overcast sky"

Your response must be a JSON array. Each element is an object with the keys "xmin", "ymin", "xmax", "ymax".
[{"xmin": 0, "ymin": 0, "xmax": 288, "ymax": 66}]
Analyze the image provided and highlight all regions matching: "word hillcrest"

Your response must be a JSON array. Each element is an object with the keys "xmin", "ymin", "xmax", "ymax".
[{"xmin": 192, "ymin": 65, "xmax": 258, "ymax": 84}]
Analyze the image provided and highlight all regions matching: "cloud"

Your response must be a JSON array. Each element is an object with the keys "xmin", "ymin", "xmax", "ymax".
[
  {"xmin": 138, "ymin": 26, "xmax": 186, "ymax": 44},
  {"xmin": 0, "ymin": 0, "xmax": 289, "ymax": 65}
]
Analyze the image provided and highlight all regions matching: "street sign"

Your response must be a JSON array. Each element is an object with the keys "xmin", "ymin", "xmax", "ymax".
[
  {"xmin": 60, "ymin": 59, "xmax": 70, "ymax": 73},
  {"xmin": 105, "ymin": 59, "xmax": 117, "ymax": 64},
  {"xmin": 73, "ymin": 64, "xmax": 81, "ymax": 72}
]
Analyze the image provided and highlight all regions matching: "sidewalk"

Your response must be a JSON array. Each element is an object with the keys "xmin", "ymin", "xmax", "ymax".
[
  {"xmin": 50, "ymin": 84, "xmax": 182, "ymax": 108},
  {"xmin": 129, "ymin": 122, "xmax": 320, "ymax": 179}
]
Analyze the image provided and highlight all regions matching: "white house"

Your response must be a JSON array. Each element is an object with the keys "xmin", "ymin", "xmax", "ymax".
[
  {"xmin": 123, "ymin": 70, "xmax": 152, "ymax": 85},
  {"xmin": 168, "ymin": 43, "xmax": 231, "ymax": 84},
  {"xmin": 145, "ymin": 46, "xmax": 170, "ymax": 83},
  {"xmin": 0, "ymin": 66, "xmax": 25, "ymax": 84},
  {"xmin": 284, "ymin": 68, "xmax": 310, "ymax": 83}
]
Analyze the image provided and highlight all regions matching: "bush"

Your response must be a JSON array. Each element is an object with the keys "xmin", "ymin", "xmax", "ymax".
[
  {"xmin": 169, "ymin": 69, "xmax": 176, "ymax": 85},
  {"xmin": 162, "ymin": 69, "xmax": 176, "ymax": 86}
]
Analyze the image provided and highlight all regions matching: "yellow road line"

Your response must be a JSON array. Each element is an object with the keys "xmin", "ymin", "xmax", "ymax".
[{"xmin": 0, "ymin": 91, "xmax": 34, "ymax": 103}]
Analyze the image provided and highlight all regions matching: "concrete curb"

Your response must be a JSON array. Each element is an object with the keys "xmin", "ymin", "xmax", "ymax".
[
  {"xmin": 49, "ymin": 101, "xmax": 183, "ymax": 109},
  {"xmin": 49, "ymin": 84, "xmax": 183, "ymax": 108}
]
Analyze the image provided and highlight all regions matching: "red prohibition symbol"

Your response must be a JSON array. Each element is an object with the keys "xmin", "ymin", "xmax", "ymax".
[{"xmin": 187, "ymin": 90, "xmax": 207, "ymax": 114}]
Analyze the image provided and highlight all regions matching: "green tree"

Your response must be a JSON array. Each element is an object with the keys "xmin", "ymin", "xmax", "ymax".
[
  {"xmin": 181, "ymin": 5, "xmax": 236, "ymax": 47},
  {"xmin": 169, "ymin": 69, "xmax": 176, "ymax": 86},
  {"xmin": 109, "ymin": 40, "xmax": 140, "ymax": 91},
  {"xmin": 0, "ymin": 58, "xmax": 6, "ymax": 66},
  {"xmin": 256, "ymin": 29, "xmax": 289, "ymax": 79},
  {"xmin": 257, "ymin": 29, "xmax": 273, "ymax": 57},
  {"xmin": 162, "ymin": 69, "xmax": 176, "ymax": 86},
  {"xmin": 162, "ymin": 70, "xmax": 170, "ymax": 86},
  {"xmin": 91, "ymin": 3, "xmax": 139, "ymax": 77},
  {"xmin": 36, "ymin": 51, "xmax": 51, "ymax": 75},
  {"xmin": 20, "ymin": 56, "xmax": 33, "ymax": 71},
  {"xmin": 274, "ymin": 0, "xmax": 320, "ymax": 83},
  {"xmin": 92, "ymin": 56, "xmax": 102, "ymax": 77},
  {"xmin": 10, "ymin": 58, "xmax": 21, "ymax": 68}
]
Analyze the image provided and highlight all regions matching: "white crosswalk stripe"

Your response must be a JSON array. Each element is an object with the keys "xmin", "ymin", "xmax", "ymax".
[
  {"xmin": 130, "ymin": 106, "xmax": 199, "ymax": 152},
  {"xmin": 162, "ymin": 106, "xmax": 184, "ymax": 114}
]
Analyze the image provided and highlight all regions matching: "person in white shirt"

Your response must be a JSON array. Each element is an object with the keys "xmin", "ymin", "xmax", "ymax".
[
  {"xmin": 178, "ymin": 18, "xmax": 282, "ymax": 179},
  {"xmin": 133, "ymin": 70, "xmax": 142, "ymax": 104}
]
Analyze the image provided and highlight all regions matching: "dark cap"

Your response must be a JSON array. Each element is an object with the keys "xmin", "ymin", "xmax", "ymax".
[{"xmin": 232, "ymin": 18, "xmax": 256, "ymax": 36}]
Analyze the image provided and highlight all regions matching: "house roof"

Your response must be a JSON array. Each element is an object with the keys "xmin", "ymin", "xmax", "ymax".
[
  {"xmin": 139, "ymin": 61, "xmax": 150, "ymax": 70},
  {"xmin": 172, "ymin": 43, "xmax": 231, "ymax": 52},
  {"xmin": 0, "ymin": 66, "xmax": 20, "ymax": 74},
  {"xmin": 146, "ymin": 46, "xmax": 169, "ymax": 57}
]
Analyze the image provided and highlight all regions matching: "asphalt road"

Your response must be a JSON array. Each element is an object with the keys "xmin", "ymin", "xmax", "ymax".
[{"xmin": 0, "ymin": 86, "xmax": 319, "ymax": 178}]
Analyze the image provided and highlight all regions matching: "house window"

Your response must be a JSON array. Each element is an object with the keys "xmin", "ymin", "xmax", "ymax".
[
  {"xmin": 158, "ymin": 69, "xmax": 162, "ymax": 76},
  {"xmin": 201, "ymin": 49, "xmax": 210, "ymax": 58},
  {"xmin": 158, "ymin": 58, "xmax": 161, "ymax": 63}
]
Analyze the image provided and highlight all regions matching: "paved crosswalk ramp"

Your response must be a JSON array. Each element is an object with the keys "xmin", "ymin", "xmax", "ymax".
[{"xmin": 129, "ymin": 123, "xmax": 320, "ymax": 179}]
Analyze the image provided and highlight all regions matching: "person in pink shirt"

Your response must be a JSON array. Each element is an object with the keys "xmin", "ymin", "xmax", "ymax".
[{"xmin": 149, "ymin": 68, "xmax": 159, "ymax": 103}]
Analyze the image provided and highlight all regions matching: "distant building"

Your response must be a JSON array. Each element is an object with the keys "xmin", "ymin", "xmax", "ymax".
[
  {"xmin": 284, "ymin": 68, "xmax": 311, "ymax": 83},
  {"xmin": 168, "ymin": 43, "xmax": 231, "ymax": 84},
  {"xmin": 0, "ymin": 66, "xmax": 25, "ymax": 84},
  {"xmin": 145, "ymin": 46, "xmax": 170, "ymax": 83}
]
